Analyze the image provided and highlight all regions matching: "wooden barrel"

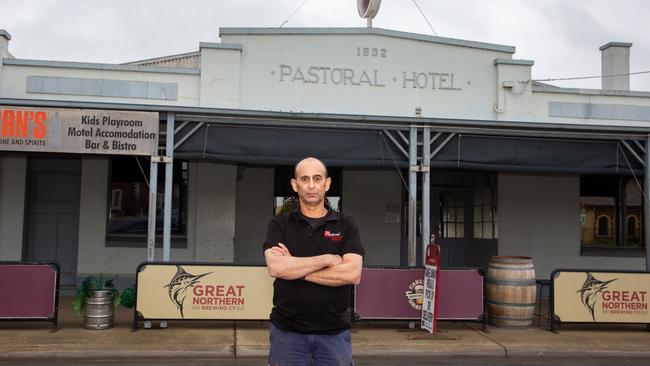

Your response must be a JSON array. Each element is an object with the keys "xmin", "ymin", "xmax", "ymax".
[
  {"xmin": 486, "ymin": 256, "xmax": 536, "ymax": 328},
  {"xmin": 84, "ymin": 290, "xmax": 114, "ymax": 330}
]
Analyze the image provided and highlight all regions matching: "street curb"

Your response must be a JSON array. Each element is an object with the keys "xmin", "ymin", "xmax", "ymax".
[
  {"xmin": 0, "ymin": 350, "xmax": 235, "ymax": 361},
  {"xmin": 4, "ymin": 350, "xmax": 650, "ymax": 362},
  {"xmin": 353, "ymin": 349, "xmax": 507, "ymax": 357},
  {"xmin": 505, "ymin": 349, "xmax": 650, "ymax": 359}
]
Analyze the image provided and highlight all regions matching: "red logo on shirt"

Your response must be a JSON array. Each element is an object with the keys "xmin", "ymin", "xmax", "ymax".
[{"xmin": 324, "ymin": 230, "xmax": 343, "ymax": 242}]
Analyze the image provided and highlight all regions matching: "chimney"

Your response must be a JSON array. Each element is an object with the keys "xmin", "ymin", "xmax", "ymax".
[
  {"xmin": 0, "ymin": 29, "xmax": 10, "ymax": 58},
  {"xmin": 600, "ymin": 42, "xmax": 632, "ymax": 91}
]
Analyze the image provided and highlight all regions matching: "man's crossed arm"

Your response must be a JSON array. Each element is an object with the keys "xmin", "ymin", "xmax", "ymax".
[{"xmin": 264, "ymin": 243, "xmax": 362, "ymax": 286}]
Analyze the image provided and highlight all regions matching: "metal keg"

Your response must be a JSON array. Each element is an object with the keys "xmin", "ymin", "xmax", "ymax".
[{"xmin": 84, "ymin": 290, "xmax": 115, "ymax": 330}]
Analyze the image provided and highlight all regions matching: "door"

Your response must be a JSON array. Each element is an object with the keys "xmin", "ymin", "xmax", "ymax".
[
  {"xmin": 432, "ymin": 187, "xmax": 470, "ymax": 267},
  {"xmin": 25, "ymin": 157, "xmax": 81, "ymax": 289}
]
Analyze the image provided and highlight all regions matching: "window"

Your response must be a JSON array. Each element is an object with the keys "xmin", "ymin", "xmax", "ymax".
[
  {"xmin": 627, "ymin": 216, "xmax": 638, "ymax": 238},
  {"xmin": 440, "ymin": 192, "xmax": 464, "ymax": 239},
  {"xmin": 111, "ymin": 189, "xmax": 122, "ymax": 210},
  {"xmin": 596, "ymin": 216, "xmax": 611, "ymax": 237},
  {"xmin": 273, "ymin": 166, "xmax": 341, "ymax": 215},
  {"xmin": 108, "ymin": 156, "xmax": 188, "ymax": 242},
  {"xmin": 580, "ymin": 175, "xmax": 643, "ymax": 248},
  {"xmin": 473, "ymin": 187, "xmax": 498, "ymax": 239}
]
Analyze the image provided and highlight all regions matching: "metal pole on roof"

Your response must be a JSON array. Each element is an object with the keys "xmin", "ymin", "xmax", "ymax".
[
  {"xmin": 645, "ymin": 134, "xmax": 650, "ymax": 271},
  {"xmin": 422, "ymin": 126, "xmax": 431, "ymax": 265},
  {"xmin": 163, "ymin": 112, "xmax": 175, "ymax": 262},
  {"xmin": 408, "ymin": 126, "xmax": 418, "ymax": 266}
]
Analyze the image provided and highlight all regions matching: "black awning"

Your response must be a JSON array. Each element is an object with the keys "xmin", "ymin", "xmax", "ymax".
[
  {"xmin": 173, "ymin": 123, "xmax": 643, "ymax": 174},
  {"xmin": 431, "ymin": 134, "xmax": 642, "ymax": 174},
  {"xmin": 173, "ymin": 123, "xmax": 408, "ymax": 168}
]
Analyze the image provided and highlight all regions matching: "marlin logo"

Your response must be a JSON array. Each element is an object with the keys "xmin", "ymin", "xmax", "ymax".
[
  {"xmin": 163, "ymin": 265, "xmax": 211, "ymax": 318},
  {"xmin": 576, "ymin": 272, "xmax": 616, "ymax": 321}
]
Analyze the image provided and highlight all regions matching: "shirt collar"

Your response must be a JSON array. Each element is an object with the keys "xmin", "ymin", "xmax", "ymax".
[{"xmin": 290, "ymin": 208, "xmax": 339, "ymax": 222}]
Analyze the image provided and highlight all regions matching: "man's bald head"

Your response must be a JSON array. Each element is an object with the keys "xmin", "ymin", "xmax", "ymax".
[{"xmin": 294, "ymin": 157, "xmax": 328, "ymax": 179}]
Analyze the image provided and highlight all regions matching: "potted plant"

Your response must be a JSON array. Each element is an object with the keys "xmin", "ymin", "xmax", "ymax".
[{"xmin": 73, "ymin": 274, "xmax": 136, "ymax": 329}]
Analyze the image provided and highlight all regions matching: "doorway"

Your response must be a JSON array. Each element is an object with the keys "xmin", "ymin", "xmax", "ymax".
[
  {"xmin": 432, "ymin": 187, "xmax": 470, "ymax": 267},
  {"xmin": 24, "ymin": 157, "xmax": 81, "ymax": 290}
]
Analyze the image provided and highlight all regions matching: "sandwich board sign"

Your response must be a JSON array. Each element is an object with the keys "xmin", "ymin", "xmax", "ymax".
[{"xmin": 421, "ymin": 243, "xmax": 440, "ymax": 334}]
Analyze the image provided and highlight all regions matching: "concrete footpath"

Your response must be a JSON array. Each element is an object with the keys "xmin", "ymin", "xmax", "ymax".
[{"xmin": 1, "ymin": 297, "xmax": 650, "ymax": 362}]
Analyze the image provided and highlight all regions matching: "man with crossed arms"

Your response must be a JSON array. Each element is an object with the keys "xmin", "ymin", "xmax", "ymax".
[{"xmin": 264, "ymin": 157, "xmax": 364, "ymax": 365}]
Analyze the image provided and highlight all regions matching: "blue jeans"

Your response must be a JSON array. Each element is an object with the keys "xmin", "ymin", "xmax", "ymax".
[{"xmin": 268, "ymin": 323, "xmax": 354, "ymax": 366}]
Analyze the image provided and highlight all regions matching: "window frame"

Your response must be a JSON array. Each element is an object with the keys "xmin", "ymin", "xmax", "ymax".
[
  {"xmin": 440, "ymin": 191, "xmax": 465, "ymax": 239},
  {"xmin": 105, "ymin": 156, "xmax": 188, "ymax": 248},
  {"xmin": 472, "ymin": 186, "xmax": 498, "ymax": 240},
  {"xmin": 579, "ymin": 175, "xmax": 645, "ymax": 257}
]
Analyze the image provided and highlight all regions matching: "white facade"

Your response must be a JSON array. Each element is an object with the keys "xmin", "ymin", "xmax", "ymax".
[{"xmin": 1, "ymin": 27, "xmax": 649, "ymax": 284}]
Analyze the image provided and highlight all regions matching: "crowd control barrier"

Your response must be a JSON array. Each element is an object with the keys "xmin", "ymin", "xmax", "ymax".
[
  {"xmin": 550, "ymin": 269, "xmax": 650, "ymax": 332},
  {"xmin": 0, "ymin": 262, "xmax": 60, "ymax": 330},
  {"xmin": 133, "ymin": 262, "xmax": 487, "ymax": 330},
  {"xmin": 354, "ymin": 267, "xmax": 486, "ymax": 329},
  {"xmin": 133, "ymin": 262, "xmax": 274, "ymax": 329}
]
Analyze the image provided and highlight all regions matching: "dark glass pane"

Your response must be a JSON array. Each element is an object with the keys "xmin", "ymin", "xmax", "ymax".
[
  {"xmin": 580, "ymin": 175, "xmax": 645, "ymax": 248},
  {"xmin": 580, "ymin": 175, "xmax": 617, "ymax": 197},
  {"xmin": 627, "ymin": 216, "xmax": 637, "ymax": 237},
  {"xmin": 108, "ymin": 157, "xmax": 187, "ymax": 236},
  {"xmin": 597, "ymin": 216, "xmax": 609, "ymax": 236}
]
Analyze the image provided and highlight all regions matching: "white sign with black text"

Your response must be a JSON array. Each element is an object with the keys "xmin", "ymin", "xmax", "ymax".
[
  {"xmin": 421, "ymin": 264, "xmax": 437, "ymax": 333},
  {"xmin": 0, "ymin": 106, "xmax": 159, "ymax": 156}
]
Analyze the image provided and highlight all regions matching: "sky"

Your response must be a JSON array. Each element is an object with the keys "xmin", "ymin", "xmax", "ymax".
[{"xmin": 1, "ymin": 0, "xmax": 649, "ymax": 91}]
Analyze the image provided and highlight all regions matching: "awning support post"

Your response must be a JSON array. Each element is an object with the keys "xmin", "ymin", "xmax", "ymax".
[
  {"xmin": 645, "ymin": 135, "xmax": 650, "ymax": 271},
  {"xmin": 163, "ymin": 112, "xmax": 175, "ymax": 262},
  {"xmin": 408, "ymin": 126, "xmax": 418, "ymax": 266},
  {"xmin": 146, "ymin": 159, "xmax": 158, "ymax": 262},
  {"xmin": 422, "ymin": 127, "xmax": 431, "ymax": 265}
]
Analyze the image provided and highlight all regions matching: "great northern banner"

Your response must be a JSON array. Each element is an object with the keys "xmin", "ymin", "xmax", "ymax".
[
  {"xmin": 553, "ymin": 270, "xmax": 650, "ymax": 324},
  {"xmin": 136, "ymin": 263, "xmax": 274, "ymax": 320}
]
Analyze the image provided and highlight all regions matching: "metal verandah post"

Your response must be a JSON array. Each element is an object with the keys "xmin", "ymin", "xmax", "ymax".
[
  {"xmin": 645, "ymin": 134, "xmax": 650, "ymax": 271},
  {"xmin": 408, "ymin": 126, "xmax": 418, "ymax": 266},
  {"xmin": 146, "ymin": 159, "xmax": 158, "ymax": 262},
  {"xmin": 422, "ymin": 127, "xmax": 431, "ymax": 265},
  {"xmin": 163, "ymin": 112, "xmax": 174, "ymax": 262}
]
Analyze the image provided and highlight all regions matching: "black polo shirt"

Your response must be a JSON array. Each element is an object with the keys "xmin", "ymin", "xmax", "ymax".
[{"xmin": 263, "ymin": 209, "xmax": 365, "ymax": 334}]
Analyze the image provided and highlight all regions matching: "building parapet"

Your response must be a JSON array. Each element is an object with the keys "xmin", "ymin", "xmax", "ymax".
[
  {"xmin": 3, "ymin": 58, "xmax": 200, "ymax": 75},
  {"xmin": 495, "ymin": 58, "xmax": 534, "ymax": 66},
  {"xmin": 219, "ymin": 27, "xmax": 516, "ymax": 54},
  {"xmin": 533, "ymin": 84, "xmax": 650, "ymax": 98},
  {"xmin": 199, "ymin": 43, "xmax": 243, "ymax": 51},
  {"xmin": 124, "ymin": 51, "xmax": 200, "ymax": 69}
]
